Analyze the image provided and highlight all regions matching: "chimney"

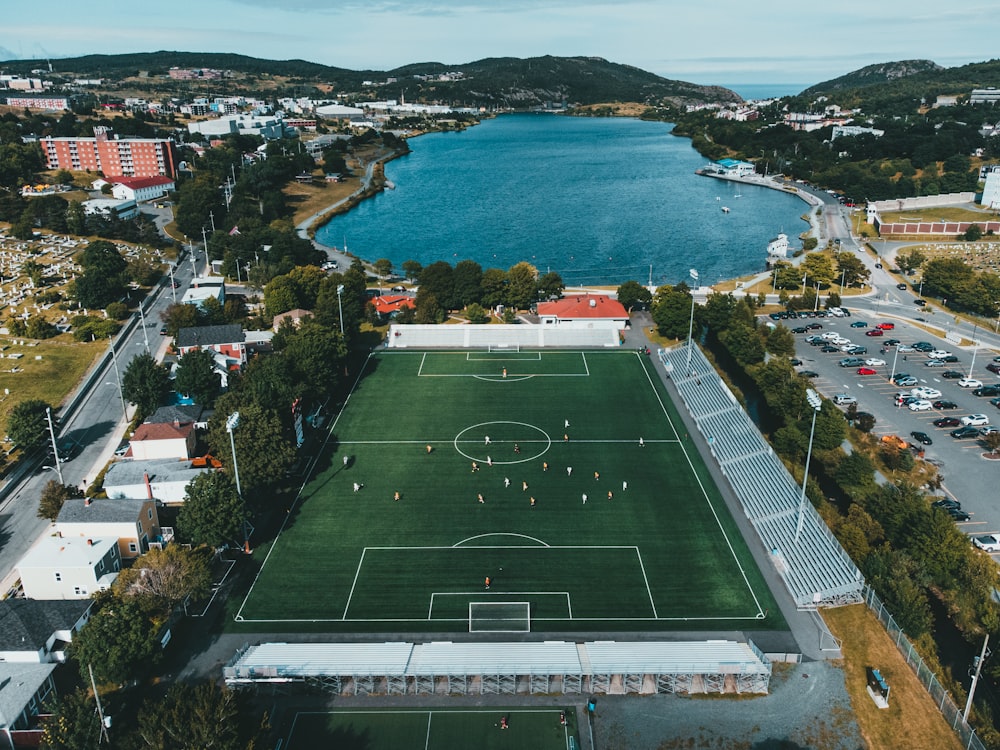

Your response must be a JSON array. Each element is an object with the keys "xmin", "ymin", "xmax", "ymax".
[
  {"xmin": 173, "ymin": 419, "xmax": 180, "ymax": 427},
  {"xmin": 589, "ymin": 299, "xmax": 597, "ymax": 308},
  {"xmin": 87, "ymin": 539, "xmax": 93, "ymax": 546},
  {"xmin": 144, "ymin": 472, "xmax": 153, "ymax": 500},
  {"xmin": 84, "ymin": 497, "xmax": 91, "ymax": 507}
]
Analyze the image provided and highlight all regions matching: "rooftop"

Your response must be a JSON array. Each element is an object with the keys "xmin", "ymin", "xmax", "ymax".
[
  {"xmin": 131, "ymin": 421, "xmax": 194, "ymax": 443},
  {"xmin": 18, "ymin": 535, "xmax": 117, "ymax": 571},
  {"xmin": 56, "ymin": 496, "xmax": 148, "ymax": 525},
  {"xmin": 0, "ymin": 663, "xmax": 56, "ymax": 728},
  {"xmin": 111, "ymin": 176, "xmax": 175, "ymax": 189},
  {"xmin": 0, "ymin": 599, "xmax": 91, "ymax": 652},
  {"xmin": 536, "ymin": 294, "xmax": 628, "ymax": 320},
  {"xmin": 176, "ymin": 324, "xmax": 244, "ymax": 349},
  {"xmin": 104, "ymin": 458, "xmax": 210, "ymax": 489}
]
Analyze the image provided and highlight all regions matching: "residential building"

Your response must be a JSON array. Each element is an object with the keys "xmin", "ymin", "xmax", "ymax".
[
  {"xmin": 187, "ymin": 114, "xmax": 285, "ymax": 140},
  {"xmin": 370, "ymin": 295, "xmax": 415, "ymax": 320},
  {"xmin": 971, "ymin": 88, "xmax": 1000, "ymax": 105},
  {"xmin": 4, "ymin": 96, "xmax": 68, "ymax": 110},
  {"xmin": 17, "ymin": 536, "xmax": 121, "ymax": 600},
  {"xmin": 180, "ymin": 277, "xmax": 226, "ymax": 309},
  {"xmin": 536, "ymin": 294, "xmax": 629, "ymax": 330},
  {"xmin": 146, "ymin": 404, "xmax": 211, "ymax": 430},
  {"xmin": 103, "ymin": 458, "xmax": 212, "ymax": 505},
  {"xmin": 983, "ymin": 169, "xmax": 1000, "ymax": 209},
  {"xmin": 81, "ymin": 197, "xmax": 139, "ymax": 221},
  {"xmin": 55, "ymin": 496, "xmax": 167, "ymax": 559},
  {"xmin": 110, "ymin": 176, "xmax": 175, "ymax": 203},
  {"xmin": 0, "ymin": 599, "xmax": 92, "ymax": 663},
  {"xmin": 0, "ymin": 663, "xmax": 56, "ymax": 750},
  {"xmin": 176, "ymin": 324, "xmax": 247, "ymax": 367},
  {"xmin": 830, "ymin": 125, "xmax": 885, "ymax": 140},
  {"xmin": 38, "ymin": 126, "xmax": 178, "ymax": 178},
  {"xmin": 129, "ymin": 420, "xmax": 196, "ymax": 461},
  {"xmin": 272, "ymin": 309, "xmax": 314, "ymax": 332}
]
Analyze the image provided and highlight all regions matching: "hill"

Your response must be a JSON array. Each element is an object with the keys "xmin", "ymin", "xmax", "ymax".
[
  {"xmin": 801, "ymin": 59, "xmax": 942, "ymax": 95},
  {"xmin": 0, "ymin": 51, "xmax": 739, "ymax": 108}
]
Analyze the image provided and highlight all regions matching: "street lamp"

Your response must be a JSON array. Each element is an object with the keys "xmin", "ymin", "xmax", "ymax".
[
  {"xmin": 107, "ymin": 339, "xmax": 128, "ymax": 419},
  {"xmin": 45, "ymin": 407, "xmax": 63, "ymax": 485},
  {"xmin": 136, "ymin": 302, "xmax": 150, "ymax": 354},
  {"xmin": 795, "ymin": 388, "xmax": 823, "ymax": 544},
  {"xmin": 685, "ymin": 269, "xmax": 698, "ymax": 370},
  {"xmin": 336, "ymin": 284, "xmax": 345, "ymax": 337},
  {"xmin": 225, "ymin": 411, "xmax": 250, "ymax": 553},
  {"xmin": 968, "ymin": 326, "xmax": 979, "ymax": 380}
]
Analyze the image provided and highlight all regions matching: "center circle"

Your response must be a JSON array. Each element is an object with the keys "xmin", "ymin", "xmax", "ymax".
[{"xmin": 454, "ymin": 421, "xmax": 552, "ymax": 465}]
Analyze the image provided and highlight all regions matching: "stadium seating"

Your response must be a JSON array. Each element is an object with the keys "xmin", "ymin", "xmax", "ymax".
[{"xmin": 658, "ymin": 346, "xmax": 863, "ymax": 608}]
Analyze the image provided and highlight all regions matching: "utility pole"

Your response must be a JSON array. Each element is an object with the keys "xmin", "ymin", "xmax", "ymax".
[
  {"xmin": 89, "ymin": 664, "xmax": 111, "ymax": 744},
  {"xmin": 45, "ymin": 407, "xmax": 63, "ymax": 485},
  {"xmin": 964, "ymin": 634, "xmax": 990, "ymax": 723}
]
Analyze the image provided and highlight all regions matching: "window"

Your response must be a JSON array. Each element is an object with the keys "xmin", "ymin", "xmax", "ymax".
[
  {"xmin": 54, "ymin": 572, "xmax": 61, "ymax": 581},
  {"xmin": 148, "ymin": 509, "xmax": 153, "ymax": 520},
  {"xmin": 128, "ymin": 542, "xmax": 138, "ymax": 553},
  {"xmin": 74, "ymin": 586, "xmax": 87, "ymax": 596}
]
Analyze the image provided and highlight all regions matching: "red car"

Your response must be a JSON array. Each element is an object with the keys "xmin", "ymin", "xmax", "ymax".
[
  {"xmin": 875, "ymin": 322, "xmax": 895, "ymax": 330},
  {"xmin": 865, "ymin": 329, "xmax": 884, "ymax": 337},
  {"xmin": 857, "ymin": 367, "xmax": 878, "ymax": 375}
]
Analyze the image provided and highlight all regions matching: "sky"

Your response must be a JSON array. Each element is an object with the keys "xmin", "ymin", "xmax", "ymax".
[{"xmin": 2, "ymin": 0, "xmax": 998, "ymax": 91}]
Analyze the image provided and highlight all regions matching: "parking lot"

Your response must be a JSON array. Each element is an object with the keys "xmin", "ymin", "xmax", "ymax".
[{"xmin": 778, "ymin": 309, "xmax": 1000, "ymax": 543}]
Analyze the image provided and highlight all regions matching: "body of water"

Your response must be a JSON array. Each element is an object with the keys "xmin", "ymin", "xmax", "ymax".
[{"xmin": 318, "ymin": 114, "xmax": 809, "ymax": 287}]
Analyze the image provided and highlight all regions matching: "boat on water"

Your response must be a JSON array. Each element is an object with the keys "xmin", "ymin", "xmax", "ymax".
[{"xmin": 721, "ymin": 206, "xmax": 730, "ymax": 213}]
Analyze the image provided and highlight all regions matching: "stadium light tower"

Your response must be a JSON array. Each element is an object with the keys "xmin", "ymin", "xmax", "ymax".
[
  {"xmin": 686, "ymin": 268, "xmax": 698, "ymax": 370},
  {"xmin": 226, "ymin": 411, "xmax": 250, "ymax": 553},
  {"xmin": 794, "ymin": 388, "xmax": 823, "ymax": 544},
  {"xmin": 336, "ymin": 284, "xmax": 345, "ymax": 337}
]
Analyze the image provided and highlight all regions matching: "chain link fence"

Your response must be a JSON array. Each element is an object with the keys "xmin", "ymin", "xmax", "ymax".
[{"xmin": 864, "ymin": 585, "xmax": 986, "ymax": 750}]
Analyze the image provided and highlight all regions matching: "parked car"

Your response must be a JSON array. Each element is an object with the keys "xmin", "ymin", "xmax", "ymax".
[
  {"xmin": 793, "ymin": 326, "xmax": 809, "ymax": 334},
  {"xmin": 986, "ymin": 362, "xmax": 1000, "ymax": 375},
  {"xmin": 950, "ymin": 426, "xmax": 980, "ymax": 439},
  {"xmin": 933, "ymin": 416, "xmax": 961, "ymax": 427},
  {"xmin": 940, "ymin": 355, "xmax": 960, "ymax": 363},
  {"xmin": 980, "ymin": 426, "xmax": 999, "ymax": 437},
  {"xmin": 924, "ymin": 359, "xmax": 945, "ymax": 367},
  {"xmin": 789, "ymin": 358, "xmax": 802, "ymax": 366},
  {"xmin": 960, "ymin": 414, "xmax": 990, "ymax": 426},
  {"xmin": 875, "ymin": 322, "xmax": 895, "ymax": 330},
  {"xmin": 915, "ymin": 299, "xmax": 928, "ymax": 306},
  {"xmin": 865, "ymin": 329, "xmax": 884, "ymax": 337},
  {"xmin": 833, "ymin": 394, "xmax": 857, "ymax": 405},
  {"xmin": 865, "ymin": 358, "xmax": 886, "ymax": 367},
  {"xmin": 894, "ymin": 376, "xmax": 918, "ymax": 387},
  {"xmin": 959, "ymin": 378, "xmax": 984, "ymax": 389},
  {"xmin": 973, "ymin": 385, "xmax": 1000, "ymax": 397},
  {"xmin": 928, "ymin": 350, "xmax": 951, "ymax": 359},
  {"xmin": 946, "ymin": 506, "xmax": 971, "ymax": 521},
  {"xmin": 839, "ymin": 357, "xmax": 865, "ymax": 367},
  {"xmin": 933, "ymin": 400, "xmax": 959, "ymax": 410},
  {"xmin": 857, "ymin": 367, "xmax": 878, "ymax": 376},
  {"xmin": 896, "ymin": 283, "xmax": 908, "ymax": 290},
  {"xmin": 910, "ymin": 431, "xmax": 933, "ymax": 445},
  {"xmin": 911, "ymin": 386, "xmax": 941, "ymax": 399},
  {"xmin": 912, "ymin": 342, "xmax": 934, "ymax": 352},
  {"xmin": 908, "ymin": 400, "xmax": 933, "ymax": 411},
  {"xmin": 896, "ymin": 345, "xmax": 915, "ymax": 353},
  {"xmin": 942, "ymin": 371, "xmax": 964, "ymax": 379},
  {"xmin": 800, "ymin": 370, "xmax": 819, "ymax": 378},
  {"xmin": 990, "ymin": 396, "xmax": 1000, "ymax": 409},
  {"xmin": 391, "ymin": 285, "xmax": 407, "ymax": 292},
  {"xmin": 850, "ymin": 321, "xmax": 868, "ymax": 328},
  {"xmin": 884, "ymin": 339, "xmax": 900, "ymax": 347},
  {"xmin": 846, "ymin": 346, "xmax": 867, "ymax": 355},
  {"xmin": 973, "ymin": 535, "xmax": 1000, "ymax": 553},
  {"xmin": 806, "ymin": 323, "xmax": 823, "ymax": 330},
  {"xmin": 821, "ymin": 345, "xmax": 840, "ymax": 353}
]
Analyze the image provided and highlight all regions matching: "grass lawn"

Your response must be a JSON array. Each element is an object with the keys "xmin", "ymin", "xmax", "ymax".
[
  {"xmin": 824, "ymin": 604, "xmax": 963, "ymax": 750},
  {"xmin": 233, "ymin": 350, "xmax": 783, "ymax": 633},
  {"xmin": 287, "ymin": 708, "xmax": 576, "ymax": 750},
  {"xmin": 880, "ymin": 207, "xmax": 994, "ymax": 223}
]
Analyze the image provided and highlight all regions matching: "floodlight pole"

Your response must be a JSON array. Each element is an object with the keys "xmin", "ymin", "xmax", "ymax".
[
  {"xmin": 336, "ymin": 284, "xmax": 345, "ymax": 337},
  {"xmin": 168, "ymin": 264, "xmax": 177, "ymax": 303},
  {"xmin": 108, "ymin": 338, "xmax": 128, "ymax": 419},
  {"xmin": 45, "ymin": 407, "xmax": 63, "ymax": 485},
  {"xmin": 685, "ymin": 269, "xmax": 698, "ymax": 370},
  {"xmin": 795, "ymin": 389, "xmax": 823, "ymax": 543},
  {"xmin": 968, "ymin": 326, "xmax": 979, "ymax": 380},
  {"xmin": 226, "ymin": 411, "xmax": 250, "ymax": 553},
  {"xmin": 137, "ymin": 302, "xmax": 150, "ymax": 354},
  {"xmin": 964, "ymin": 634, "xmax": 990, "ymax": 723}
]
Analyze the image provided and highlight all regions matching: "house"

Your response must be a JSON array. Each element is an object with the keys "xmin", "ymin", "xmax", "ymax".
[
  {"xmin": 17, "ymin": 536, "xmax": 121, "ymax": 600},
  {"xmin": 0, "ymin": 599, "xmax": 92, "ymax": 663},
  {"xmin": 81, "ymin": 197, "xmax": 139, "ymax": 221},
  {"xmin": 110, "ymin": 175, "xmax": 175, "ymax": 203},
  {"xmin": 55, "ymin": 497, "xmax": 169, "ymax": 560},
  {"xmin": 176, "ymin": 324, "xmax": 246, "ymax": 368},
  {"xmin": 103, "ymin": 458, "xmax": 212, "ymax": 505},
  {"xmin": 129, "ymin": 420, "xmax": 196, "ymax": 461},
  {"xmin": 272, "ymin": 309, "xmax": 314, "ymax": 332},
  {"xmin": 370, "ymin": 295, "xmax": 415, "ymax": 320},
  {"xmin": 536, "ymin": 294, "xmax": 629, "ymax": 330},
  {"xmin": 180, "ymin": 276, "xmax": 226, "ymax": 309},
  {"xmin": 146, "ymin": 404, "xmax": 210, "ymax": 430},
  {"xmin": 0, "ymin": 662, "xmax": 57, "ymax": 750}
]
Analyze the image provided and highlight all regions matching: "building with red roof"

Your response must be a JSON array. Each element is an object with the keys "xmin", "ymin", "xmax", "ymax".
[
  {"xmin": 110, "ymin": 176, "xmax": 176, "ymax": 202},
  {"xmin": 370, "ymin": 294, "xmax": 415, "ymax": 320},
  {"xmin": 536, "ymin": 294, "xmax": 629, "ymax": 330},
  {"xmin": 129, "ymin": 420, "xmax": 196, "ymax": 461}
]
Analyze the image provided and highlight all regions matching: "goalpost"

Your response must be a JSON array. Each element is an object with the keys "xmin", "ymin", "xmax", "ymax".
[
  {"xmin": 487, "ymin": 343, "xmax": 520, "ymax": 353},
  {"xmin": 469, "ymin": 601, "xmax": 531, "ymax": 633}
]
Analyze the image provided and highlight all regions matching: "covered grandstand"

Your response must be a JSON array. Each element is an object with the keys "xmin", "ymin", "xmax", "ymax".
[{"xmin": 224, "ymin": 639, "xmax": 771, "ymax": 695}]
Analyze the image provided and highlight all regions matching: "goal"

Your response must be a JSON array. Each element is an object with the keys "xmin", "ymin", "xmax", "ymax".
[
  {"xmin": 487, "ymin": 343, "xmax": 520, "ymax": 353},
  {"xmin": 469, "ymin": 601, "xmax": 531, "ymax": 633}
]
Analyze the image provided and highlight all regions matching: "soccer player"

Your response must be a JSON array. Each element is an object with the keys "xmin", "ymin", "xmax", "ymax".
[
  {"xmin": 485, "ymin": 435, "xmax": 491, "ymax": 445},
  {"xmin": 487, "ymin": 456, "xmax": 493, "ymax": 467},
  {"xmin": 504, "ymin": 477, "xmax": 511, "ymax": 488},
  {"xmin": 542, "ymin": 461, "xmax": 548, "ymax": 471},
  {"xmin": 639, "ymin": 437, "xmax": 645, "ymax": 447},
  {"xmin": 353, "ymin": 482, "xmax": 361, "ymax": 492},
  {"xmin": 530, "ymin": 496, "xmax": 536, "ymax": 507},
  {"xmin": 607, "ymin": 490, "xmax": 614, "ymax": 501},
  {"xmin": 522, "ymin": 480, "xmax": 528, "ymax": 492},
  {"xmin": 426, "ymin": 444, "xmax": 433, "ymax": 454},
  {"xmin": 471, "ymin": 461, "xmax": 479, "ymax": 472},
  {"xmin": 594, "ymin": 471, "xmax": 600, "ymax": 481},
  {"xmin": 582, "ymin": 493, "xmax": 587, "ymax": 504},
  {"xmin": 622, "ymin": 480, "xmax": 628, "ymax": 491},
  {"xmin": 485, "ymin": 576, "xmax": 491, "ymax": 590},
  {"xmin": 394, "ymin": 491, "xmax": 400, "ymax": 502},
  {"xmin": 478, "ymin": 493, "xmax": 485, "ymax": 503},
  {"xmin": 513, "ymin": 443, "xmax": 521, "ymax": 454},
  {"xmin": 566, "ymin": 466, "xmax": 572, "ymax": 477},
  {"xmin": 564, "ymin": 419, "xmax": 570, "ymax": 428}
]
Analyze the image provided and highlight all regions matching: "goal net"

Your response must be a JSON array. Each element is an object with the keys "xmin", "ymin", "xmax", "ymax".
[
  {"xmin": 487, "ymin": 343, "xmax": 520, "ymax": 353},
  {"xmin": 469, "ymin": 601, "xmax": 531, "ymax": 633}
]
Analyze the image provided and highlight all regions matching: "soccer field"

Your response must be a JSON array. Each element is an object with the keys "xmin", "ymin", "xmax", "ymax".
[
  {"xmin": 286, "ymin": 708, "xmax": 575, "ymax": 750},
  {"xmin": 234, "ymin": 350, "xmax": 783, "ymax": 632}
]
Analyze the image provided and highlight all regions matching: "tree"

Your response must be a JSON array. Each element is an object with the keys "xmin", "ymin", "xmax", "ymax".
[
  {"xmin": 764, "ymin": 325, "xmax": 795, "ymax": 356},
  {"xmin": 40, "ymin": 688, "xmax": 106, "ymax": 750},
  {"xmin": 401, "ymin": 259, "xmax": 423, "ymax": 281},
  {"xmin": 7, "ymin": 399, "xmax": 53, "ymax": 452},
  {"xmin": 37, "ymin": 479, "xmax": 82, "ymax": 521},
  {"xmin": 964, "ymin": 223, "xmax": 983, "ymax": 242},
  {"xmin": 373, "ymin": 258, "xmax": 393, "ymax": 286},
  {"xmin": 452, "ymin": 260, "xmax": 483, "ymax": 307},
  {"xmin": 113, "ymin": 545, "xmax": 212, "ymax": 609},
  {"xmin": 414, "ymin": 288, "xmax": 444, "ymax": 324},
  {"xmin": 178, "ymin": 472, "xmax": 245, "ymax": 548},
  {"xmin": 802, "ymin": 252, "xmax": 835, "ymax": 287},
  {"xmin": 479, "ymin": 268, "xmax": 507, "ymax": 309},
  {"xmin": 160, "ymin": 303, "xmax": 200, "ymax": 337},
  {"xmin": 895, "ymin": 249, "xmax": 926, "ymax": 275},
  {"xmin": 282, "ymin": 321, "xmax": 347, "ymax": 400},
  {"xmin": 133, "ymin": 681, "xmax": 267, "ymax": 750},
  {"xmin": 73, "ymin": 240, "xmax": 128, "ymax": 309},
  {"xmin": 617, "ymin": 280, "xmax": 652, "ymax": 312},
  {"xmin": 174, "ymin": 349, "xmax": 221, "ymax": 406},
  {"xmin": 122, "ymin": 352, "xmax": 171, "ymax": 417},
  {"xmin": 536, "ymin": 271, "xmax": 565, "ymax": 301},
  {"xmin": 206, "ymin": 401, "xmax": 296, "ymax": 495},
  {"xmin": 465, "ymin": 302, "xmax": 489, "ymax": 324},
  {"xmin": 505, "ymin": 262, "xmax": 538, "ymax": 310},
  {"xmin": 985, "ymin": 431, "xmax": 1000, "ymax": 456},
  {"xmin": 69, "ymin": 592, "xmax": 163, "ymax": 685},
  {"xmin": 263, "ymin": 275, "xmax": 298, "ymax": 317},
  {"xmin": 835, "ymin": 252, "xmax": 869, "ymax": 288},
  {"xmin": 417, "ymin": 261, "xmax": 455, "ymax": 310},
  {"xmin": 650, "ymin": 285, "xmax": 692, "ymax": 340}
]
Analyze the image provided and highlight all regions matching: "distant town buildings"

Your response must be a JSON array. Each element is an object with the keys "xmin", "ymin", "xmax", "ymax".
[
  {"xmin": 970, "ymin": 88, "xmax": 1000, "ymax": 105},
  {"xmin": 830, "ymin": 125, "xmax": 885, "ymax": 140},
  {"xmin": 39, "ymin": 126, "xmax": 178, "ymax": 178},
  {"xmin": 5, "ymin": 96, "xmax": 69, "ymax": 110}
]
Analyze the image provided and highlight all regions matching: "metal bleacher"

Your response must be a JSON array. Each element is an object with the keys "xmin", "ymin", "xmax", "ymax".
[{"xmin": 659, "ymin": 344, "xmax": 864, "ymax": 609}]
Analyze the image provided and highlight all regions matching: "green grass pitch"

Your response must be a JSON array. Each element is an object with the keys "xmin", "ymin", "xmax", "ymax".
[
  {"xmin": 234, "ymin": 350, "xmax": 784, "ymax": 632},
  {"xmin": 286, "ymin": 708, "xmax": 576, "ymax": 750}
]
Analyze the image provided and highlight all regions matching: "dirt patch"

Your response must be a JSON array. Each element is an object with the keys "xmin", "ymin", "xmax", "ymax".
[{"xmin": 823, "ymin": 604, "xmax": 963, "ymax": 750}]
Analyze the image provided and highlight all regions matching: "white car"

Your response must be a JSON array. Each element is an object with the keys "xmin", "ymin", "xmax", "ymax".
[
  {"xmin": 908, "ymin": 400, "xmax": 933, "ymax": 411},
  {"xmin": 833, "ymin": 394, "xmax": 857, "ymax": 405},
  {"xmin": 973, "ymin": 534, "xmax": 1000, "ymax": 553},
  {"xmin": 911, "ymin": 386, "xmax": 942, "ymax": 399},
  {"xmin": 831, "ymin": 336, "xmax": 850, "ymax": 345},
  {"xmin": 961, "ymin": 414, "xmax": 990, "ymax": 426},
  {"xmin": 840, "ymin": 343, "xmax": 858, "ymax": 352},
  {"xmin": 928, "ymin": 350, "xmax": 951, "ymax": 359},
  {"xmin": 897, "ymin": 345, "xmax": 915, "ymax": 353},
  {"xmin": 821, "ymin": 332, "xmax": 840, "ymax": 340},
  {"xmin": 865, "ymin": 358, "xmax": 887, "ymax": 367},
  {"xmin": 959, "ymin": 378, "xmax": 983, "ymax": 389}
]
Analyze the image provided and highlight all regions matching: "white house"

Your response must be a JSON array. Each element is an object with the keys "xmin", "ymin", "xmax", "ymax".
[
  {"xmin": 55, "ymin": 496, "xmax": 167, "ymax": 559},
  {"xmin": 129, "ymin": 420, "xmax": 196, "ymax": 461},
  {"xmin": 110, "ymin": 175, "xmax": 175, "ymax": 202},
  {"xmin": 17, "ymin": 535, "xmax": 121, "ymax": 600},
  {"xmin": 103, "ymin": 458, "xmax": 212, "ymax": 505},
  {"xmin": 81, "ymin": 197, "xmax": 138, "ymax": 221},
  {"xmin": 536, "ymin": 294, "xmax": 629, "ymax": 329}
]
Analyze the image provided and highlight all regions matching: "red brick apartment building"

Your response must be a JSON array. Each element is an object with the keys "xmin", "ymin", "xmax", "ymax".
[{"xmin": 39, "ymin": 126, "xmax": 178, "ymax": 178}]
